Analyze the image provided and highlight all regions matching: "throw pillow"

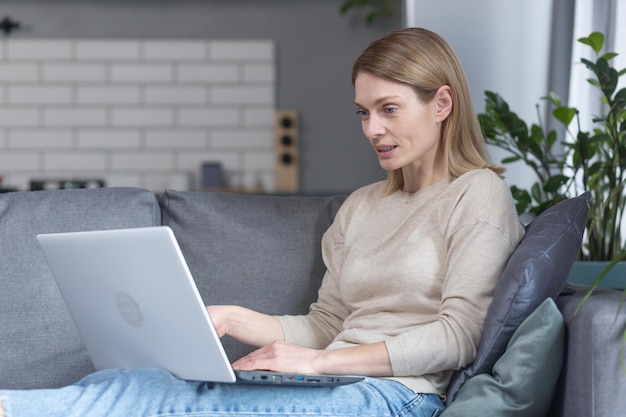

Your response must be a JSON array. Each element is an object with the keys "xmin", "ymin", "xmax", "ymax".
[
  {"xmin": 441, "ymin": 298, "xmax": 564, "ymax": 417},
  {"xmin": 446, "ymin": 192, "xmax": 588, "ymax": 403}
]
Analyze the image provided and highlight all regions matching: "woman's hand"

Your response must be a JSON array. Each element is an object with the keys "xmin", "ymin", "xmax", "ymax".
[
  {"xmin": 233, "ymin": 340, "xmax": 394, "ymax": 377},
  {"xmin": 206, "ymin": 305, "xmax": 285, "ymax": 348},
  {"xmin": 207, "ymin": 306, "xmax": 394, "ymax": 377},
  {"xmin": 232, "ymin": 340, "xmax": 325, "ymax": 374}
]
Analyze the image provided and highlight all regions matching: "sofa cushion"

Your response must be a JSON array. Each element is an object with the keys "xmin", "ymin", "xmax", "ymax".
[
  {"xmin": 0, "ymin": 187, "xmax": 161, "ymax": 390},
  {"xmin": 159, "ymin": 190, "xmax": 347, "ymax": 360},
  {"xmin": 446, "ymin": 192, "xmax": 589, "ymax": 403},
  {"xmin": 551, "ymin": 285, "xmax": 626, "ymax": 416},
  {"xmin": 441, "ymin": 298, "xmax": 564, "ymax": 416}
]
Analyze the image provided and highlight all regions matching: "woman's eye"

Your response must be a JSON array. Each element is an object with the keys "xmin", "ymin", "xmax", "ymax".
[
  {"xmin": 356, "ymin": 109, "xmax": 369, "ymax": 118},
  {"xmin": 384, "ymin": 107, "xmax": 397, "ymax": 114}
]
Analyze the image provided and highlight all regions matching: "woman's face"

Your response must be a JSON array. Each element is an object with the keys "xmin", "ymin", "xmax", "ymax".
[{"xmin": 353, "ymin": 72, "xmax": 451, "ymax": 190}]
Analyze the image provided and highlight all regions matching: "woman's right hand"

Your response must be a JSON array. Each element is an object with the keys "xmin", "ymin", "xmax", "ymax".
[{"xmin": 206, "ymin": 305, "xmax": 285, "ymax": 348}]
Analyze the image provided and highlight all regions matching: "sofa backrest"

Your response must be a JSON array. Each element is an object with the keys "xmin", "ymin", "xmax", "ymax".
[
  {"xmin": 160, "ymin": 190, "xmax": 347, "ymax": 360},
  {"xmin": 0, "ymin": 187, "xmax": 161, "ymax": 389}
]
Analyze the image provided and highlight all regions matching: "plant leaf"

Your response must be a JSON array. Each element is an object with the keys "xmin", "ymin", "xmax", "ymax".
[
  {"xmin": 553, "ymin": 106, "xmax": 577, "ymax": 126},
  {"xmin": 501, "ymin": 156, "xmax": 521, "ymax": 164},
  {"xmin": 588, "ymin": 78, "xmax": 602, "ymax": 88},
  {"xmin": 510, "ymin": 186, "xmax": 531, "ymax": 215},
  {"xmin": 530, "ymin": 182, "xmax": 542, "ymax": 202},
  {"xmin": 581, "ymin": 57, "xmax": 597, "ymax": 72},
  {"xmin": 546, "ymin": 129, "xmax": 558, "ymax": 149},
  {"xmin": 544, "ymin": 174, "xmax": 569, "ymax": 192},
  {"xmin": 602, "ymin": 52, "xmax": 618, "ymax": 61},
  {"xmin": 614, "ymin": 88, "xmax": 626, "ymax": 111},
  {"xmin": 579, "ymin": 32, "xmax": 604, "ymax": 54}
]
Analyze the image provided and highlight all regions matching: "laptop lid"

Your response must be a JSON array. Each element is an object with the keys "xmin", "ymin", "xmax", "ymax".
[
  {"xmin": 38, "ymin": 226, "xmax": 236, "ymax": 383},
  {"xmin": 37, "ymin": 226, "xmax": 363, "ymax": 387}
]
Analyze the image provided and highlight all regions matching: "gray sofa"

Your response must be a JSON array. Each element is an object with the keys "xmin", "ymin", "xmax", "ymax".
[{"xmin": 0, "ymin": 187, "xmax": 624, "ymax": 416}]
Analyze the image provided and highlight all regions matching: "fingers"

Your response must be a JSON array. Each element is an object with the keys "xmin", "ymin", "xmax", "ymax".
[
  {"xmin": 231, "ymin": 341, "xmax": 320, "ymax": 374},
  {"xmin": 232, "ymin": 344, "xmax": 274, "ymax": 370}
]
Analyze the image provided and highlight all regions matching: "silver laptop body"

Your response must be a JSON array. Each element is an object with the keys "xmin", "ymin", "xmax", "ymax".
[{"xmin": 37, "ymin": 226, "xmax": 362, "ymax": 387}]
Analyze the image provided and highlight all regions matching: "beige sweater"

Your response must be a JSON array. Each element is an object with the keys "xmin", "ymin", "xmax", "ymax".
[{"xmin": 277, "ymin": 169, "xmax": 525, "ymax": 395}]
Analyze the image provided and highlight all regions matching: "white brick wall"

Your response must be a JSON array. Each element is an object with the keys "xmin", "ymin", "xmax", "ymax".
[{"xmin": 0, "ymin": 38, "xmax": 276, "ymax": 192}]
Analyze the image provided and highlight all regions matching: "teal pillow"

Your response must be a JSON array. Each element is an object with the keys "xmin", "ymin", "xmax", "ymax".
[{"xmin": 441, "ymin": 298, "xmax": 564, "ymax": 417}]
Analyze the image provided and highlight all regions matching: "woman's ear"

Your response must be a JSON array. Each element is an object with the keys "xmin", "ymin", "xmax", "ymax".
[{"xmin": 435, "ymin": 85, "xmax": 453, "ymax": 122}]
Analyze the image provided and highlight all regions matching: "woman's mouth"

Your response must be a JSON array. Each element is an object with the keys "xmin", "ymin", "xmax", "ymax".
[{"xmin": 376, "ymin": 145, "xmax": 397, "ymax": 157}]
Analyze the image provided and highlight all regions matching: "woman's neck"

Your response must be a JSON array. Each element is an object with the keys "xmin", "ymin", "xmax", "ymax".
[{"xmin": 401, "ymin": 168, "xmax": 447, "ymax": 193}]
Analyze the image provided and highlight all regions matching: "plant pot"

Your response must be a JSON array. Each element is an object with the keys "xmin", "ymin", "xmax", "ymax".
[{"xmin": 567, "ymin": 261, "xmax": 626, "ymax": 290}]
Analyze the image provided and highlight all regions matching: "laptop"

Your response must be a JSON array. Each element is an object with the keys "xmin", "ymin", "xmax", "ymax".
[{"xmin": 37, "ymin": 226, "xmax": 363, "ymax": 387}]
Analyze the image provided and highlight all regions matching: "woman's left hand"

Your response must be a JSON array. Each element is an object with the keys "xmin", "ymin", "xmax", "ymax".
[
  {"xmin": 233, "ymin": 340, "xmax": 393, "ymax": 377},
  {"xmin": 232, "ymin": 340, "xmax": 324, "ymax": 374}
]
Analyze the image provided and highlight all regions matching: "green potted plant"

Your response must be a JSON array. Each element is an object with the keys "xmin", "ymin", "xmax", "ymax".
[
  {"xmin": 479, "ymin": 32, "xmax": 626, "ymax": 292},
  {"xmin": 339, "ymin": 0, "xmax": 396, "ymax": 25}
]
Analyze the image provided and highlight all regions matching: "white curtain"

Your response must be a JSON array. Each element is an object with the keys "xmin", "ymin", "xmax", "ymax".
[{"xmin": 568, "ymin": 0, "xmax": 626, "ymax": 132}]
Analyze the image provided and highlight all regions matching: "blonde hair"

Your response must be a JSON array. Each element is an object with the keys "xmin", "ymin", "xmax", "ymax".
[{"xmin": 352, "ymin": 28, "xmax": 503, "ymax": 194}]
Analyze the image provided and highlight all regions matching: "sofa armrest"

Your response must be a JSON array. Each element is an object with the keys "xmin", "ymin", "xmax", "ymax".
[{"xmin": 550, "ymin": 285, "xmax": 626, "ymax": 417}]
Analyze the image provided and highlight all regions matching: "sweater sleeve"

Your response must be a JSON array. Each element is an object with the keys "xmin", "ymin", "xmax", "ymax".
[{"xmin": 385, "ymin": 173, "xmax": 524, "ymax": 376}]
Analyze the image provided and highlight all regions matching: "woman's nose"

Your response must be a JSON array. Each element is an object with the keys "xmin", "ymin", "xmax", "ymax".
[{"xmin": 363, "ymin": 115, "xmax": 385, "ymax": 138}]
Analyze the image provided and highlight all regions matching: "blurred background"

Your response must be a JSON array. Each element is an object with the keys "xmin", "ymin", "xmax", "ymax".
[{"xmin": 0, "ymin": 0, "xmax": 622, "ymax": 195}]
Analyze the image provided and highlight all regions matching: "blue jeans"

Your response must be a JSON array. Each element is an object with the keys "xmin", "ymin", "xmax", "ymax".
[{"xmin": 0, "ymin": 368, "xmax": 445, "ymax": 417}]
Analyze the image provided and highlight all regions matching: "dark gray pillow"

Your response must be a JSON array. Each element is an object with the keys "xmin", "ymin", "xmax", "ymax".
[
  {"xmin": 441, "ymin": 298, "xmax": 564, "ymax": 416},
  {"xmin": 446, "ymin": 192, "xmax": 589, "ymax": 404},
  {"xmin": 159, "ymin": 190, "xmax": 346, "ymax": 360}
]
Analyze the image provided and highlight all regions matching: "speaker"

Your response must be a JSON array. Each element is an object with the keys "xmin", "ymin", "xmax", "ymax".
[{"xmin": 274, "ymin": 110, "xmax": 299, "ymax": 193}]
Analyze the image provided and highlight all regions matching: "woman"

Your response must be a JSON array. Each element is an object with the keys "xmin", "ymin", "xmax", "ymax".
[{"xmin": 0, "ymin": 27, "xmax": 524, "ymax": 417}]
